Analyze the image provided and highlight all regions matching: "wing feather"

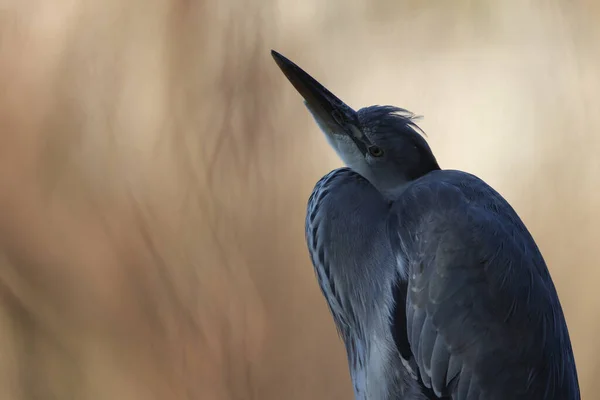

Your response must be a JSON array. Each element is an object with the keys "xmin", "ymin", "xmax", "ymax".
[{"xmin": 388, "ymin": 170, "xmax": 580, "ymax": 400}]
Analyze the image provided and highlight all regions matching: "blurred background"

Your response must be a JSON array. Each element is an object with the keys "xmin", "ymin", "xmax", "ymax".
[{"xmin": 0, "ymin": 0, "xmax": 598, "ymax": 399}]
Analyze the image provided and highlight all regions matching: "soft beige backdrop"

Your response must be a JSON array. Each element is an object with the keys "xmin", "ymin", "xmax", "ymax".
[{"xmin": 0, "ymin": 1, "xmax": 598, "ymax": 399}]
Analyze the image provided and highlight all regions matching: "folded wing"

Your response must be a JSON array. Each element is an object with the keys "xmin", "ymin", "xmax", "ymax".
[{"xmin": 388, "ymin": 170, "xmax": 580, "ymax": 400}]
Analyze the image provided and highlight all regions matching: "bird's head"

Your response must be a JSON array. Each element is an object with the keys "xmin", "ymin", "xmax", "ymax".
[{"xmin": 272, "ymin": 50, "xmax": 440, "ymax": 198}]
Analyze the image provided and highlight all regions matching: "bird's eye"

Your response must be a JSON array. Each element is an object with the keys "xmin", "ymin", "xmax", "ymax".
[{"xmin": 368, "ymin": 146, "xmax": 384, "ymax": 157}]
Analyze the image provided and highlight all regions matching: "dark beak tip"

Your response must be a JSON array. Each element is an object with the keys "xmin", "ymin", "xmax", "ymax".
[
  {"xmin": 270, "ymin": 50, "xmax": 282, "ymax": 61},
  {"xmin": 269, "ymin": 49, "xmax": 355, "ymax": 122},
  {"xmin": 270, "ymin": 49, "xmax": 292, "ymax": 71}
]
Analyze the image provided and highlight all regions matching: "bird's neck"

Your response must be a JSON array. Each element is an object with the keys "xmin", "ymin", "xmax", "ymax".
[
  {"xmin": 377, "ymin": 165, "xmax": 442, "ymax": 202},
  {"xmin": 379, "ymin": 183, "xmax": 411, "ymax": 202}
]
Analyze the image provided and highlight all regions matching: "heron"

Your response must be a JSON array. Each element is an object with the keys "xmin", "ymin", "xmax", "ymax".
[{"xmin": 271, "ymin": 50, "xmax": 580, "ymax": 400}]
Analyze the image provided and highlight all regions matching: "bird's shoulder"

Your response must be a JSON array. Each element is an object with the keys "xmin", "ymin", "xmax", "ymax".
[
  {"xmin": 307, "ymin": 167, "xmax": 378, "ymax": 211},
  {"xmin": 307, "ymin": 167, "xmax": 356, "ymax": 210},
  {"xmin": 394, "ymin": 169, "xmax": 518, "ymax": 221},
  {"xmin": 306, "ymin": 167, "xmax": 389, "ymax": 242},
  {"xmin": 391, "ymin": 169, "xmax": 536, "ymax": 264},
  {"xmin": 387, "ymin": 169, "xmax": 579, "ymax": 399}
]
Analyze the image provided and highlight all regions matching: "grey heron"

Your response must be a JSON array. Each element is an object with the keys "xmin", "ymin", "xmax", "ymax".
[{"xmin": 271, "ymin": 50, "xmax": 580, "ymax": 400}]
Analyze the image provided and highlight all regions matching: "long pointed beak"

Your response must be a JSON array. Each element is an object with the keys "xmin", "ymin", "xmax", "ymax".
[{"xmin": 271, "ymin": 50, "xmax": 371, "ymax": 154}]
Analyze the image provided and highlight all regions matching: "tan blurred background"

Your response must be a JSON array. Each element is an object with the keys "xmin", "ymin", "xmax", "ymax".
[{"xmin": 0, "ymin": 0, "xmax": 598, "ymax": 399}]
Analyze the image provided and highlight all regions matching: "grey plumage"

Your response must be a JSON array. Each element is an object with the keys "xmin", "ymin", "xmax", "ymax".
[{"xmin": 271, "ymin": 50, "xmax": 580, "ymax": 400}]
